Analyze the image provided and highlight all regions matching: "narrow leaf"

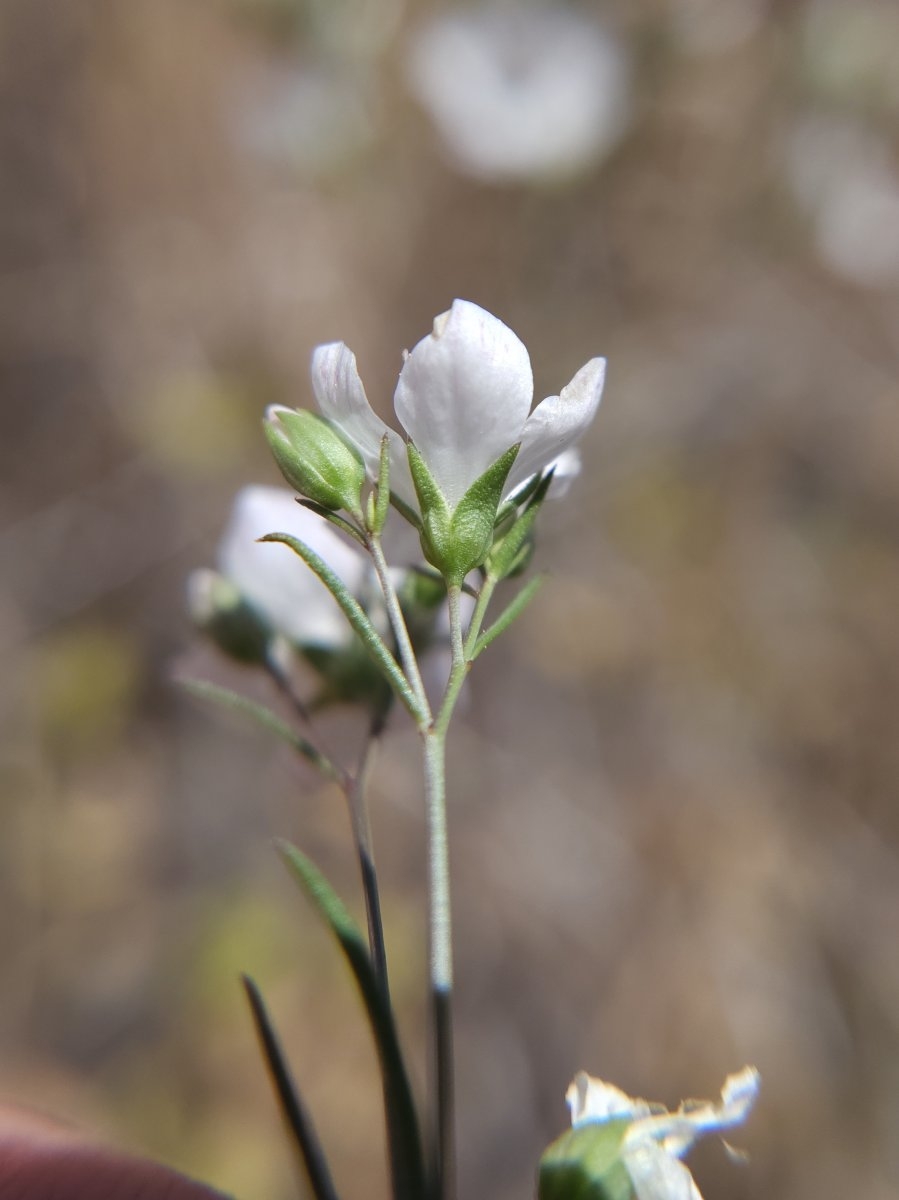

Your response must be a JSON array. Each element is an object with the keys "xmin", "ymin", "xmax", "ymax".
[
  {"xmin": 494, "ymin": 467, "xmax": 544, "ymax": 526},
  {"xmin": 178, "ymin": 677, "xmax": 338, "ymax": 780},
  {"xmin": 389, "ymin": 490, "xmax": 422, "ymax": 530},
  {"xmin": 278, "ymin": 840, "xmax": 427, "ymax": 1200},
  {"xmin": 260, "ymin": 532, "xmax": 424, "ymax": 721},
  {"xmin": 470, "ymin": 575, "xmax": 544, "ymax": 660},
  {"xmin": 487, "ymin": 470, "xmax": 553, "ymax": 580},
  {"xmin": 296, "ymin": 499, "xmax": 367, "ymax": 547},
  {"xmin": 242, "ymin": 975, "xmax": 341, "ymax": 1200}
]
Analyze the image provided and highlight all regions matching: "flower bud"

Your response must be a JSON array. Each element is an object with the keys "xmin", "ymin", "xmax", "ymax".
[
  {"xmin": 187, "ymin": 568, "xmax": 274, "ymax": 664},
  {"xmin": 264, "ymin": 406, "xmax": 365, "ymax": 514}
]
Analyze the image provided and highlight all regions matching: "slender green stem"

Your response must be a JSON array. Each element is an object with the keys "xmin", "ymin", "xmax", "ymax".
[
  {"xmin": 462, "ymin": 575, "xmax": 498, "ymax": 663},
  {"xmin": 346, "ymin": 726, "xmax": 390, "ymax": 1001},
  {"xmin": 262, "ymin": 532, "xmax": 425, "ymax": 722},
  {"xmin": 368, "ymin": 532, "xmax": 432, "ymax": 725},
  {"xmin": 423, "ymin": 581, "xmax": 484, "ymax": 1200},
  {"xmin": 423, "ymin": 725, "xmax": 453, "ymax": 1200}
]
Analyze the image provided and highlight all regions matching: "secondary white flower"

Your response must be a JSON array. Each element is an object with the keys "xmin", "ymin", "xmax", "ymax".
[
  {"xmin": 276, "ymin": 299, "xmax": 604, "ymax": 514},
  {"xmin": 784, "ymin": 114, "xmax": 899, "ymax": 288},
  {"xmin": 406, "ymin": 3, "xmax": 631, "ymax": 183},
  {"xmin": 566, "ymin": 1066, "xmax": 760, "ymax": 1200},
  {"xmin": 215, "ymin": 485, "xmax": 368, "ymax": 649}
]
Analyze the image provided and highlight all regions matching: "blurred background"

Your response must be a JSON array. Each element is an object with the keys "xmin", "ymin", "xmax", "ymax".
[{"xmin": 2, "ymin": 0, "xmax": 899, "ymax": 1198}]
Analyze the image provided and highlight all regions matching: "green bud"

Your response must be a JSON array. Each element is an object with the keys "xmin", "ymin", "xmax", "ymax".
[
  {"xmin": 408, "ymin": 442, "xmax": 520, "ymax": 584},
  {"xmin": 538, "ymin": 1121, "xmax": 634, "ymax": 1200},
  {"xmin": 187, "ymin": 569, "xmax": 273, "ymax": 664},
  {"xmin": 264, "ymin": 406, "xmax": 365, "ymax": 514}
]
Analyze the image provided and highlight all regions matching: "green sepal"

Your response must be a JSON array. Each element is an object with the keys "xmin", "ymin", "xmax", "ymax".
[
  {"xmin": 407, "ymin": 442, "xmax": 453, "ymax": 573},
  {"xmin": 486, "ymin": 468, "xmax": 553, "ymax": 580},
  {"xmin": 538, "ymin": 1121, "xmax": 635, "ymax": 1200},
  {"xmin": 448, "ymin": 443, "xmax": 520, "ymax": 580},
  {"xmin": 260, "ymin": 532, "xmax": 425, "ymax": 721},
  {"xmin": 470, "ymin": 575, "xmax": 544, "ymax": 660},
  {"xmin": 242, "ymin": 976, "xmax": 341, "ymax": 1200},
  {"xmin": 265, "ymin": 408, "xmax": 365, "ymax": 514},
  {"xmin": 369, "ymin": 434, "xmax": 392, "ymax": 535},
  {"xmin": 278, "ymin": 840, "xmax": 427, "ymax": 1200},
  {"xmin": 408, "ymin": 442, "xmax": 521, "ymax": 584}
]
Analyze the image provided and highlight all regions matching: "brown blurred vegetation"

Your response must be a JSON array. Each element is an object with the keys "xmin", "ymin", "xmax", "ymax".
[{"xmin": 2, "ymin": 2, "xmax": 899, "ymax": 1199}]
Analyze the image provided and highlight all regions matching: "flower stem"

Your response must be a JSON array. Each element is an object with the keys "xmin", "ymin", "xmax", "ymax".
[
  {"xmin": 423, "ymin": 581, "xmax": 481, "ymax": 1200},
  {"xmin": 368, "ymin": 532, "xmax": 431, "ymax": 727},
  {"xmin": 423, "ymin": 725, "xmax": 453, "ymax": 1200},
  {"xmin": 347, "ymin": 722, "xmax": 390, "ymax": 1001}
]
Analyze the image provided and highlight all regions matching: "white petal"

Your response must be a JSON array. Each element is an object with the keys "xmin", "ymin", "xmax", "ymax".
[
  {"xmin": 506, "ymin": 357, "xmax": 605, "ymax": 495},
  {"xmin": 625, "ymin": 1142, "xmax": 703, "ymax": 1200},
  {"xmin": 406, "ymin": 7, "xmax": 631, "ymax": 183},
  {"xmin": 394, "ymin": 299, "xmax": 534, "ymax": 507},
  {"xmin": 217, "ymin": 485, "xmax": 367, "ymax": 648},
  {"xmin": 567, "ymin": 1072, "xmax": 654, "ymax": 1127},
  {"xmin": 311, "ymin": 342, "xmax": 416, "ymax": 505},
  {"xmin": 627, "ymin": 1067, "xmax": 760, "ymax": 1160}
]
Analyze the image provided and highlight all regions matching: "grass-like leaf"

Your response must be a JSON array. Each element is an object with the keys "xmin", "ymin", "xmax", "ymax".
[
  {"xmin": 179, "ymin": 677, "xmax": 339, "ymax": 780},
  {"xmin": 469, "ymin": 575, "xmax": 544, "ymax": 661},
  {"xmin": 278, "ymin": 840, "xmax": 426, "ymax": 1200},
  {"xmin": 260, "ymin": 533, "xmax": 424, "ymax": 721},
  {"xmin": 242, "ymin": 975, "xmax": 341, "ymax": 1200}
]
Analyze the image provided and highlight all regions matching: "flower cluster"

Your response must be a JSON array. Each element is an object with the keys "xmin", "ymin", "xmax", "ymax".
[
  {"xmin": 186, "ymin": 299, "xmax": 759, "ymax": 1200},
  {"xmin": 266, "ymin": 299, "xmax": 604, "ymax": 580}
]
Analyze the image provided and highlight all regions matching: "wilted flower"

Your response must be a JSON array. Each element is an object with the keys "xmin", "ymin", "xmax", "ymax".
[
  {"xmin": 545, "ymin": 1066, "xmax": 760, "ymax": 1200},
  {"xmin": 405, "ymin": 3, "xmax": 631, "ymax": 183}
]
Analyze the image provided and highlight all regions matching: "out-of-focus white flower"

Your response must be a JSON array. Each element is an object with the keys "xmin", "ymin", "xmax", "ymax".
[
  {"xmin": 784, "ymin": 114, "xmax": 899, "ymax": 288},
  {"xmin": 405, "ymin": 3, "xmax": 631, "ymax": 183},
  {"xmin": 236, "ymin": 63, "xmax": 379, "ymax": 177},
  {"xmin": 216, "ymin": 485, "xmax": 368, "ymax": 649},
  {"xmin": 565, "ymin": 1066, "xmax": 760, "ymax": 1200},
  {"xmin": 278, "ymin": 299, "xmax": 604, "ymax": 513}
]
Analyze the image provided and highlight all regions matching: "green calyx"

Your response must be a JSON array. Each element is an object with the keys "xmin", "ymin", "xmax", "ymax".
[
  {"xmin": 265, "ymin": 408, "xmax": 365, "ymax": 515},
  {"xmin": 407, "ymin": 442, "xmax": 520, "ymax": 584},
  {"xmin": 538, "ymin": 1121, "xmax": 635, "ymax": 1200}
]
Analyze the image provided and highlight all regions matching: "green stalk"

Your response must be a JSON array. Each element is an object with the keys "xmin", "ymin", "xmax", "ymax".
[
  {"xmin": 347, "ymin": 726, "xmax": 390, "ymax": 1001},
  {"xmin": 423, "ymin": 582, "xmax": 483, "ymax": 1200},
  {"xmin": 367, "ymin": 531, "xmax": 431, "ymax": 726}
]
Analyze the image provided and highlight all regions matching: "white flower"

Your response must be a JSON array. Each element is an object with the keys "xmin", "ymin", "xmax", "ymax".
[
  {"xmin": 236, "ymin": 63, "xmax": 379, "ymax": 178},
  {"xmin": 784, "ymin": 115, "xmax": 899, "ymax": 289},
  {"xmin": 405, "ymin": 3, "xmax": 631, "ymax": 183},
  {"xmin": 215, "ymin": 485, "xmax": 369, "ymax": 649},
  {"xmin": 276, "ymin": 299, "xmax": 604, "ymax": 514},
  {"xmin": 566, "ymin": 1066, "xmax": 760, "ymax": 1200}
]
